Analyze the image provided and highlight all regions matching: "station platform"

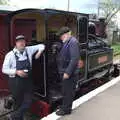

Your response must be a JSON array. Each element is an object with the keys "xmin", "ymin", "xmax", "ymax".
[
  {"xmin": 42, "ymin": 76, "xmax": 120, "ymax": 120},
  {"xmin": 59, "ymin": 77, "xmax": 120, "ymax": 120}
]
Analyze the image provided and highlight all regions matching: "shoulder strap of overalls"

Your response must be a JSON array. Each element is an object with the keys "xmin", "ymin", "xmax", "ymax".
[
  {"xmin": 25, "ymin": 49, "xmax": 31, "ymax": 65},
  {"xmin": 12, "ymin": 49, "xmax": 30, "ymax": 62},
  {"xmin": 13, "ymin": 50, "xmax": 19, "ymax": 60}
]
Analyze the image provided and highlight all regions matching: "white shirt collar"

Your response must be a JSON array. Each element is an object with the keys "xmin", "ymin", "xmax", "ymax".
[
  {"xmin": 13, "ymin": 47, "xmax": 26, "ymax": 55},
  {"xmin": 13, "ymin": 47, "xmax": 18, "ymax": 52}
]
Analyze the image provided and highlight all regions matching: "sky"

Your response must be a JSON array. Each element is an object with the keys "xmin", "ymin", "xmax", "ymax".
[
  {"xmin": 7, "ymin": 0, "xmax": 120, "ymax": 28},
  {"xmin": 10, "ymin": 0, "xmax": 99, "ymax": 14}
]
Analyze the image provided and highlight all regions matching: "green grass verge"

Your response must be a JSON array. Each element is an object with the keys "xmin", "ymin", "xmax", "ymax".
[{"xmin": 111, "ymin": 43, "xmax": 120, "ymax": 56}]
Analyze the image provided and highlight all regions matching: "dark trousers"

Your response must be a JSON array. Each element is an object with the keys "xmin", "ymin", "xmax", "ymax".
[
  {"xmin": 60, "ymin": 74, "xmax": 77, "ymax": 112},
  {"xmin": 8, "ymin": 76, "xmax": 32, "ymax": 120}
]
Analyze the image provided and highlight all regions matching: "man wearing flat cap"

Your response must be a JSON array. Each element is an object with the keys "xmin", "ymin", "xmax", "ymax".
[
  {"xmin": 2, "ymin": 35, "xmax": 45, "ymax": 120},
  {"xmin": 56, "ymin": 27, "xmax": 80, "ymax": 116}
]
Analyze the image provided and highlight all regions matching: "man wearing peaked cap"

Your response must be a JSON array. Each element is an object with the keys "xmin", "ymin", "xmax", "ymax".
[
  {"xmin": 56, "ymin": 27, "xmax": 71, "ymax": 37},
  {"xmin": 2, "ymin": 35, "xmax": 45, "ymax": 120},
  {"xmin": 56, "ymin": 27, "xmax": 80, "ymax": 116},
  {"xmin": 15, "ymin": 35, "xmax": 25, "ymax": 41}
]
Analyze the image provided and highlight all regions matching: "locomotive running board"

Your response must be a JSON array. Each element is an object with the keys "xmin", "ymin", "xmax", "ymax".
[{"xmin": 41, "ymin": 75, "xmax": 120, "ymax": 120}]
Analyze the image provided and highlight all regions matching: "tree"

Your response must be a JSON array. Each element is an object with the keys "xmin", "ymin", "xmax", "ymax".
[
  {"xmin": 0, "ymin": 0, "xmax": 9, "ymax": 5},
  {"xmin": 99, "ymin": 0, "xmax": 120, "ymax": 24}
]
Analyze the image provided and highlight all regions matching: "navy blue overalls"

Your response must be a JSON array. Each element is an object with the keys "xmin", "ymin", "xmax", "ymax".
[{"xmin": 9, "ymin": 49, "xmax": 32, "ymax": 120}]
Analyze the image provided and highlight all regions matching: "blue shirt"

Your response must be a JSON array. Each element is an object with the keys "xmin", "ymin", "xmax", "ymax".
[{"xmin": 2, "ymin": 44, "xmax": 45, "ymax": 77}]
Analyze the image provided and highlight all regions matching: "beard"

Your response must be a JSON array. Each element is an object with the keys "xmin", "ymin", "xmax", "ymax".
[{"xmin": 17, "ymin": 46, "xmax": 25, "ymax": 52}]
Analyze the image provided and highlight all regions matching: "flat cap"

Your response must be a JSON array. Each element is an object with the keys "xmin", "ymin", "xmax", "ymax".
[
  {"xmin": 56, "ymin": 27, "xmax": 71, "ymax": 37},
  {"xmin": 16, "ymin": 35, "xmax": 25, "ymax": 41}
]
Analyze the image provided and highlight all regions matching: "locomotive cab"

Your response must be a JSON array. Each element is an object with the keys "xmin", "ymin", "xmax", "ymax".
[{"xmin": 6, "ymin": 9, "xmax": 88, "ymax": 103}]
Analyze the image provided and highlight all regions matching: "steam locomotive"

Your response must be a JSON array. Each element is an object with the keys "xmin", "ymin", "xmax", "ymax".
[{"xmin": 0, "ymin": 8, "xmax": 114, "ymax": 118}]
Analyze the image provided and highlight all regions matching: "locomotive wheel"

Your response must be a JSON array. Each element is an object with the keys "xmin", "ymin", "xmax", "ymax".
[
  {"xmin": 113, "ymin": 64, "xmax": 120, "ymax": 77},
  {"xmin": 104, "ymin": 66, "xmax": 111, "ymax": 82}
]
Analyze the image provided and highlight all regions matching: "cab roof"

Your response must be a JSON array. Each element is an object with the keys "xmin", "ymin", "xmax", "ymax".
[{"xmin": 6, "ymin": 8, "xmax": 88, "ymax": 21}]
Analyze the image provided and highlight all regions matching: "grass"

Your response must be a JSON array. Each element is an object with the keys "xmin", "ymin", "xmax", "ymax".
[{"xmin": 111, "ymin": 43, "xmax": 120, "ymax": 56}]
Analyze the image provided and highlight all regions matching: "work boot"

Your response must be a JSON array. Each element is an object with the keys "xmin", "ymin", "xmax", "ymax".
[{"xmin": 56, "ymin": 109, "xmax": 71, "ymax": 116}]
